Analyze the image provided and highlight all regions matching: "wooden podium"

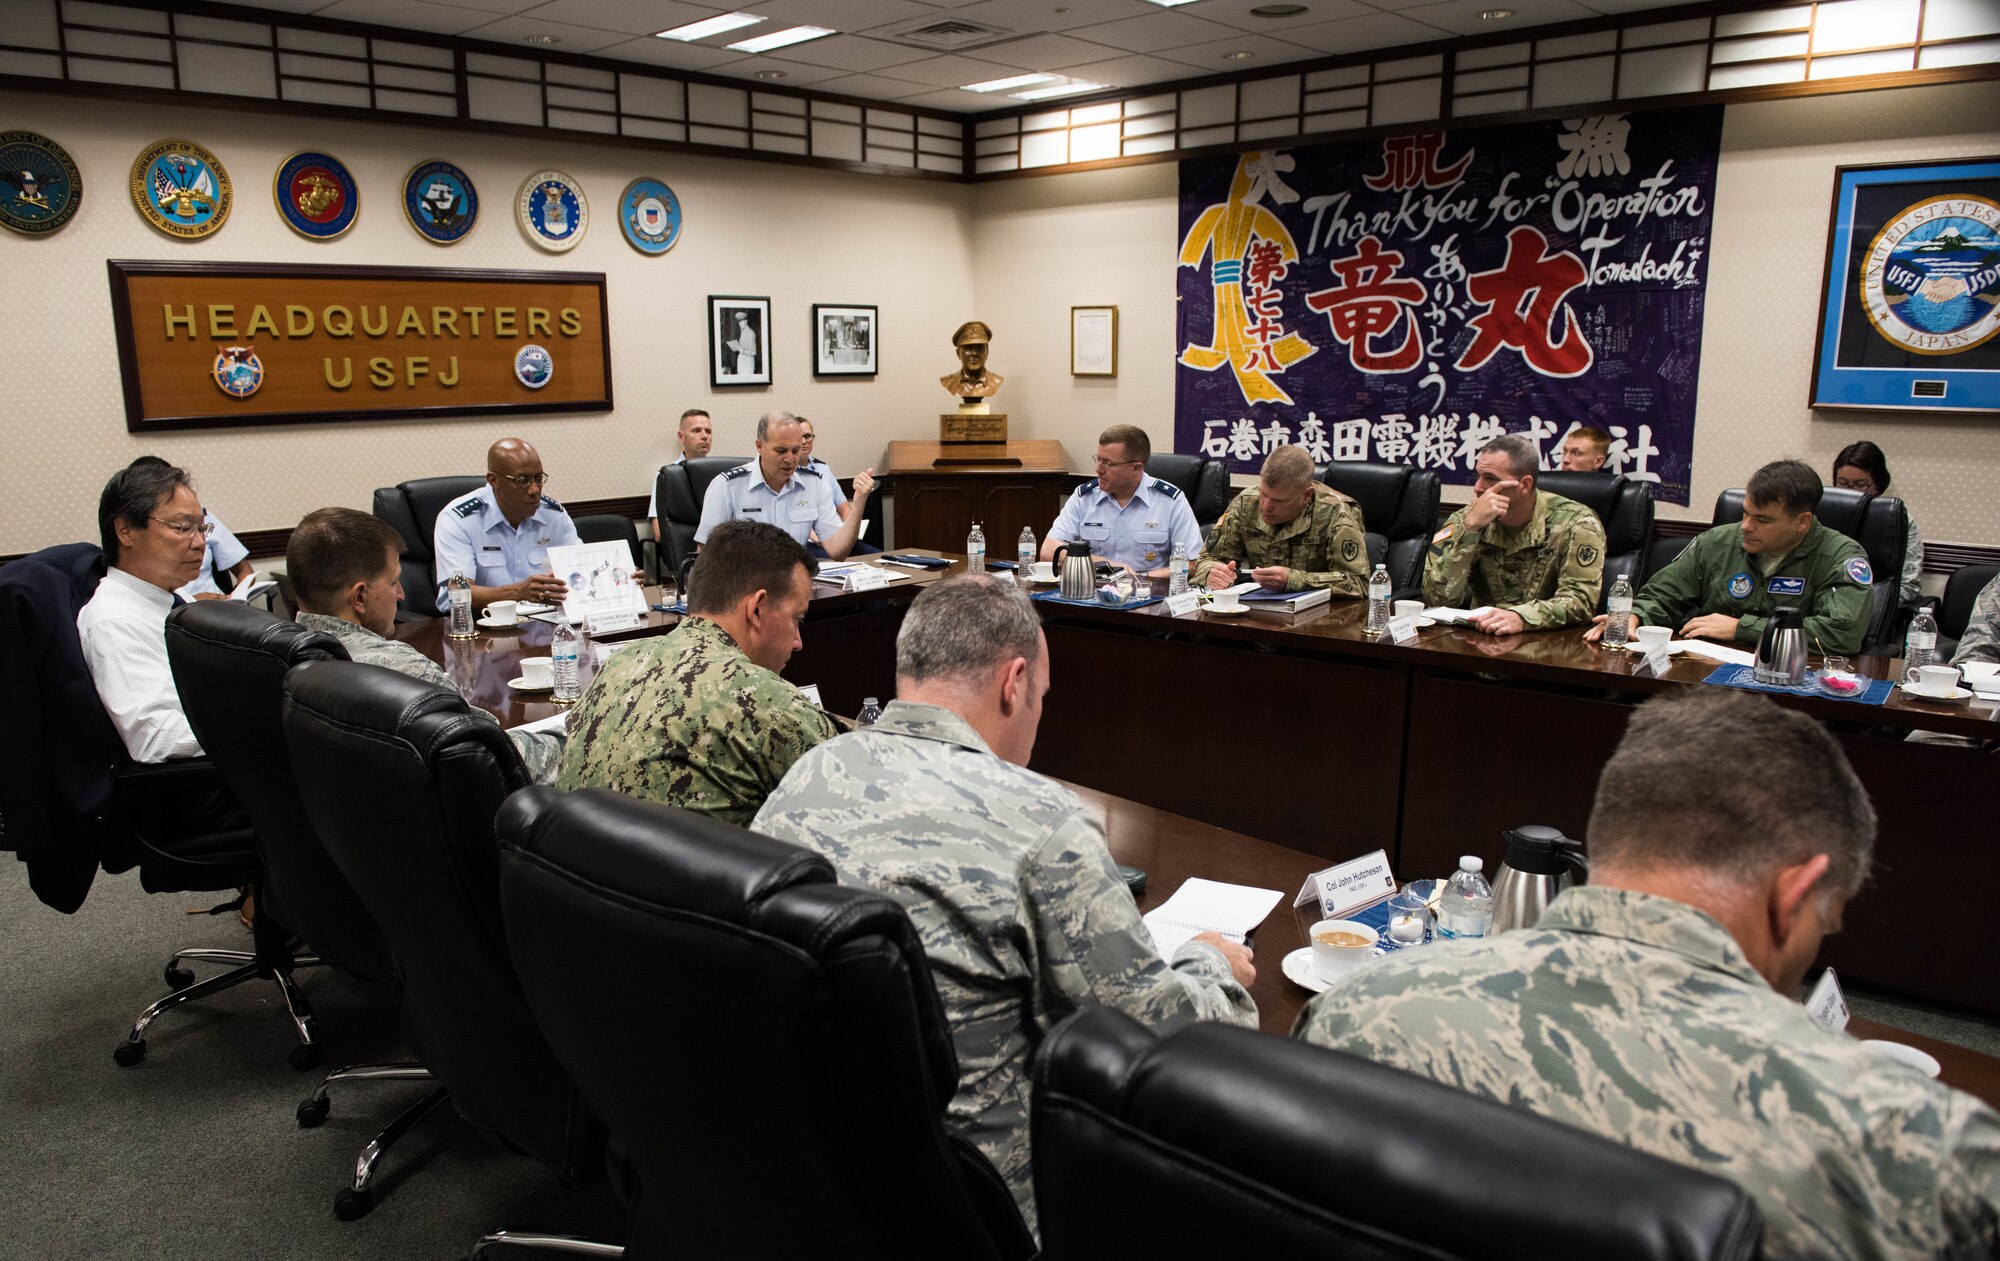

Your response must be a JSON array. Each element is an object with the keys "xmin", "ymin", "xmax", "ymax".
[{"xmin": 882, "ymin": 440, "xmax": 1080, "ymax": 554}]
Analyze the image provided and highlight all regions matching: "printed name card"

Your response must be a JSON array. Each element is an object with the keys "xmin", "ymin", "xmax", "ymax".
[
  {"xmin": 1805, "ymin": 967, "xmax": 1850, "ymax": 1031},
  {"xmin": 1388, "ymin": 616, "xmax": 1419, "ymax": 644},
  {"xmin": 586, "ymin": 610, "xmax": 642, "ymax": 635},
  {"xmin": 1294, "ymin": 849, "xmax": 1397, "ymax": 919},
  {"xmin": 1165, "ymin": 591, "xmax": 1200, "ymax": 617},
  {"xmin": 849, "ymin": 567, "xmax": 893, "ymax": 592},
  {"xmin": 1635, "ymin": 644, "xmax": 1671, "ymax": 677}
]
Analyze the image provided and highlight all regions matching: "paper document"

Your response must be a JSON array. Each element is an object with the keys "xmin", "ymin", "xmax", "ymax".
[
  {"xmin": 815, "ymin": 563, "xmax": 912, "ymax": 589},
  {"xmin": 547, "ymin": 541, "xmax": 646, "ymax": 625},
  {"xmin": 1422, "ymin": 606, "xmax": 1494, "ymax": 625},
  {"xmin": 1143, "ymin": 877, "xmax": 1283, "ymax": 961},
  {"xmin": 226, "ymin": 571, "xmax": 278, "ymax": 603},
  {"xmin": 1670, "ymin": 640, "xmax": 1755, "ymax": 666}
]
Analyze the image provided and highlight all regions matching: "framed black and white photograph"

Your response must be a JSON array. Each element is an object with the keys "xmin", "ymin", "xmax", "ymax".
[
  {"xmin": 1071, "ymin": 304, "xmax": 1118, "ymax": 377},
  {"xmin": 709, "ymin": 295, "xmax": 770, "ymax": 387},
  {"xmin": 812, "ymin": 303, "xmax": 877, "ymax": 377}
]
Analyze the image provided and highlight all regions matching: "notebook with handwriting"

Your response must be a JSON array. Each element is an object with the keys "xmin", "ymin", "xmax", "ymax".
[{"xmin": 1143, "ymin": 877, "xmax": 1283, "ymax": 961}]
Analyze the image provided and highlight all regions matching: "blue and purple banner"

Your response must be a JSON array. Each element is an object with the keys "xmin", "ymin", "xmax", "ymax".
[{"xmin": 1174, "ymin": 107, "xmax": 1723, "ymax": 505}]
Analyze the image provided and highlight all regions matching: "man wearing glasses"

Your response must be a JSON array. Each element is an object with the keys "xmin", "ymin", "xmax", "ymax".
[
  {"xmin": 1040, "ymin": 424, "xmax": 1202, "ymax": 578},
  {"xmin": 432, "ymin": 437, "xmax": 581, "ymax": 613}
]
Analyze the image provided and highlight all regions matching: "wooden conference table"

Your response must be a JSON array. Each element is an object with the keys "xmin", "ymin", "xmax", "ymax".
[{"xmin": 395, "ymin": 553, "xmax": 2000, "ymax": 1017}]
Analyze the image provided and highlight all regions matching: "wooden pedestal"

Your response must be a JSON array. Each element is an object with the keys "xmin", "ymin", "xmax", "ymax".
[{"xmin": 882, "ymin": 439, "xmax": 1080, "ymax": 554}]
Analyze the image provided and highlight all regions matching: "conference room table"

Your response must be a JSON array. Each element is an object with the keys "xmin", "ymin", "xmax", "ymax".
[{"xmin": 394, "ymin": 551, "xmax": 2000, "ymax": 1017}]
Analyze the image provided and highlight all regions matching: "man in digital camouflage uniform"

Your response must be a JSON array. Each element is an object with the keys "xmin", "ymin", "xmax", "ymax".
[
  {"xmin": 1296, "ymin": 687, "xmax": 2000, "ymax": 1260},
  {"xmin": 1424, "ymin": 432, "xmax": 1606, "ymax": 633},
  {"xmin": 752, "ymin": 576, "xmax": 1257, "ymax": 1238},
  {"xmin": 1191, "ymin": 444, "xmax": 1369, "ymax": 596},
  {"xmin": 1950, "ymin": 571, "xmax": 2000, "ymax": 668},
  {"xmin": 1590, "ymin": 459, "xmax": 1873, "ymax": 655},
  {"xmin": 558, "ymin": 521, "xmax": 834, "ymax": 825},
  {"xmin": 286, "ymin": 507, "xmax": 561, "ymax": 783}
]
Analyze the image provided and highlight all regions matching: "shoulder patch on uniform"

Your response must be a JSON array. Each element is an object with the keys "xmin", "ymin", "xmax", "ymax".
[
  {"xmin": 451, "ymin": 497, "xmax": 483, "ymax": 518},
  {"xmin": 1728, "ymin": 572, "xmax": 1753, "ymax": 599},
  {"xmin": 541, "ymin": 494, "xmax": 567, "ymax": 514},
  {"xmin": 1148, "ymin": 478, "xmax": 1182, "ymax": 499},
  {"xmin": 1577, "ymin": 544, "xmax": 1598, "ymax": 568},
  {"xmin": 1431, "ymin": 524, "xmax": 1455, "ymax": 546},
  {"xmin": 796, "ymin": 464, "xmax": 824, "ymax": 479},
  {"xmin": 1845, "ymin": 555, "xmax": 1873, "ymax": 585},
  {"xmin": 1072, "ymin": 481, "xmax": 1093, "ymax": 498},
  {"xmin": 723, "ymin": 465, "xmax": 752, "ymax": 480},
  {"xmin": 1341, "ymin": 536, "xmax": 1361, "ymax": 563}
]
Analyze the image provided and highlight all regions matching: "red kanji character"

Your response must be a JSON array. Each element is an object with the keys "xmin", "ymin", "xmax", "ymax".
[
  {"xmin": 1364, "ymin": 132, "xmax": 1474, "ymax": 193},
  {"xmin": 1244, "ymin": 238, "xmax": 1289, "ymax": 290},
  {"xmin": 1304, "ymin": 235, "xmax": 1426, "ymax": 374},
  {"xmin": 1454, "ymin": 225, "xmax": 1594, "ymax": 378}
]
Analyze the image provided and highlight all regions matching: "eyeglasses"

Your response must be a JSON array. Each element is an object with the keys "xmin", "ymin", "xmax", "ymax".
[
  {"xmin": 498, "ymin": 472, "xmax": 550, "ymax": 488},
  {"xmin": 151, "ymin": 517, "xmax": 215, "ymax": 538},
  {"xmin": 1094, "ymin": 458, "xmax": 1142, "ymax": 470},
  {"xmin": 1832, "ymin": 478, "xmax": 1875, "ymax": 493}
]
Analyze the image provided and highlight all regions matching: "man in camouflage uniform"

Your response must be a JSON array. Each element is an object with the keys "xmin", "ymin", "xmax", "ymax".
[
  {"xmin": 1191, "ymin": 444, "xmax": 1368, "ymax": 596},
  {"xmin": 285, "ymin": 508, "xmax": 561, "ymax": 783},
  {"xmin": 1590, "ymin": 459, "xmax": 1874, "ymax": 655},
  {"xmin": 753, "ymin": 577, "xmax": 1257, "ymax": 1238},
  {"xmin": 559, "ymin": 521, "xmax": 834, "ymax": 825},
  {"xmin": 1296, "ymin": 688, "xmax": 2000, "ymax": 1259},
  {"xmin": 1950, "ymin": 571, "xmax": 2000, "ymax": 667},
  {"xmin": 1423, "ymin": 432, "xmax": 1606, "ymax": 632}
]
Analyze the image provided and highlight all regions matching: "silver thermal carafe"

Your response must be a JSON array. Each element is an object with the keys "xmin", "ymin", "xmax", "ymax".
[
  {"xmin": 1753, "ymin": 605, "xmax": 1809, "ymax": 688},
  {"xmin": 1489, "ymin": 825, "xmax": 1589, "ymax": 935},
  {"xmin": 1052, "ymin": 540, "xmax": 1096, "ymax": 602}
]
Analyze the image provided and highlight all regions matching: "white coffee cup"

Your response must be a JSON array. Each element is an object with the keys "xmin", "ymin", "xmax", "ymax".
[
  {"xmin": 1028, "ymin": 561, "xmax": 1056, "ymax": 581},
  {"xmin": 1635, "ymin": 624, "xmax": 1671, "ymax": 652},
  {"xmin": 485, "ymin": 600, "xmax": 518, "ymax": 625},
  {"xmin": 1861, "ymin": 1039, "xmax": 1941, "ymax": 1078},
  {"xmin": 520, "ymin": 655, "xmax": 553, "ymax": 688},
  {"xmin": 1309, "ymin": 918, "xmax": 1379, "ymax": 984},
  {"xmin": 1394, "ymin": 599, "xmax": 1423, "ymax": 621},
  {"xmin": 1906, "ymin": 664, "xmax": 1960, "ymax": 696},
  {"xmin": 1210, "ymin": 588, "xmax": 1242, "ymax": 612}
]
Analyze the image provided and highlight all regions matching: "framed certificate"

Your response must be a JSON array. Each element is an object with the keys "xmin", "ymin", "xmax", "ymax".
[{"xmin": 1071, "ymin": 305, "xmax": 1117, "ymax": 377}]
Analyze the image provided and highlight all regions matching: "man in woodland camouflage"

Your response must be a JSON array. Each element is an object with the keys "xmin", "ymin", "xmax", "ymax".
[
  {"xmin": 1192, "ymin": 444, "xmax": 1369, "ymax": 596},
  {"xmin": 1424, "ymin": 432, "xmax": 1606, "ymax": 632},
  {"xmin": 1296, "ymin": 688, "xmax": 2000, "ymax": 1259},
  {"xmin": 752, "ymin": 576, "xmax": 1257, "ymax": 1237}
]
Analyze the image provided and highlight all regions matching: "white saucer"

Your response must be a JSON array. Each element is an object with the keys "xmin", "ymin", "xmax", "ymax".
[
  {"xmin": 506, "ymin": 677, "xmax": 553, "ymax": 693},
  {"xmin": 1898, "ymin": 684, "xmax": 1972, "ymax": 703},
  {"xmin": 1408, "ymin": 616, "xmax": 1438, "ymax": 629},
  {"xmin": 478, "ymin": 616, "xmax": 521, "ymax": 630},
  {"xmin": 1281, "ymin": 946, "xmax": 1332, "ymax": 994},
  {"xmin": 1860, "ymin": 1038, "xmax": 1941, "ymax": 1078},
  {"xmin": 1025, "ymin": 574, "xmax": 1058, "ymax": 585},
  {"xmin": 1204, "ymin": 603, "xmax": 1252, "ymax": 616}
]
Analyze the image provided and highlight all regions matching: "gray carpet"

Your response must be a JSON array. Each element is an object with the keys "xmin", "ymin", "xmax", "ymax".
[{"xmin": 1, "ymin": 865, "xmax": 621, "ymax": 1261}]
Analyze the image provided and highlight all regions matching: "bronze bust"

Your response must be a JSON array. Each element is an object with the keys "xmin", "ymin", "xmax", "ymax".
[{"xmin": 941, "ymin": 320, "xmax": 1004, "ymax": 401}]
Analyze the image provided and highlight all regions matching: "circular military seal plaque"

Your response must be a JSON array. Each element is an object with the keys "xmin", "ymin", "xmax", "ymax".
[
  {"xmin": 273, "ymin": 149, "xmax": 359, "ymax": 240},
  {"xmin": 212, "ymin": 346, "xmax": 265, "ymax": 398},
  {"xmin": 517, "ymin": 170, "xmax": 586, "ymax": 252},
  {"xmin": 0, "ymin": 130, "xmax": 83, "ymax": 236},
  {"xmin": 515, "ymin": 344, "xmax": 554, "ymax": 389},
  {"xmin": 1859, "ymin": 194, "xmax": 2000, "ymax": 356},
  {"xmin": 403, "ymin": 159, "xmax": 478, "ymax": 245},
  {"xmin": 131, "ymin": 138, "xmax": 232, "ymax": 239},
  {"xmin": 618, "ymin": 176, "xmax": 681, "ymax": 256}
]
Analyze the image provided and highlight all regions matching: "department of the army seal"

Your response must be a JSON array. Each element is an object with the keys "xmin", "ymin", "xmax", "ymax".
[
  {"xmin": 618, "ymin": 176, "xmax": 681, "ymax": 255},
  {"xmin": 131, "ymin": 138, "xmax": 231, "ymax": 239},
  {"xmin": 273, "ymin": 150, "xmax": 358, "ymax": 240},
  {"xmin": 212, "ymin": 345, "xmax": 264, "ymax": 397},
  {"xmin": 517, "ymin": 170, "xmax": 587, "ymax": 252},
  {"xmin": 0, "ymin": 130, "xmax": 82, "ymax": 236},
  {"xmin": 1858, "ymin": 194, "xmax": 2000, "ymax": 356},
  {"xmin": 515, "ymin": 344, "xmax": 553, "ymax": 389},
  {"xmin": 403, "ymin": 159, "xmax": 478, "ymax": 245}
]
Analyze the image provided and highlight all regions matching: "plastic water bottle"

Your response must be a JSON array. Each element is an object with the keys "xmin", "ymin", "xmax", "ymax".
[
  {"xmin": 967, "ymin": 521, "xmax": 986, "ymax": 573},
  {"xmin": 1604, "ymin": 572, "xmax": 1633, "ymax": 648},
  {"xmin": 1904, "ymin": 605, "xmax": 1937, "ymax": 675},
  {"xmin": 1018, "ymin": 525, "xmax": 1036, "ymax": 573},
  {"xmin": 447, "ymin": 571, "xmax": 474, "ymax": 639},
  {"xmin": 1169, "ymin": 543, "xmax": 1189, "ymax": 596},
  {"xmin": 1437, "ymin": 856, "xmax": 1493, "ymax": 940},
  {"xmin": 856, "ymin": 697, "xmax": 883, "ymax": 726},
  {"xmin": 1365, "ymin": 564, "xmax": 1391, "ymax": 633},
  {"xmin": 551, "ymin": 620, "xmax": 581, "ymax": 701}
]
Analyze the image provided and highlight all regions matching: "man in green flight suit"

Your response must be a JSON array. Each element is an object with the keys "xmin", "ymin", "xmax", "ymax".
[
  {"xmin": 1423, "ymin": 432, "xmax": 1606, "ymax": 632},
  {"xmin": 1587, "ymin": 459, "xmax": 1873, "ymax": 655},
  {"xmin": 1191, "ymin": 444, "xmax": 1369, "ymax": 596}
]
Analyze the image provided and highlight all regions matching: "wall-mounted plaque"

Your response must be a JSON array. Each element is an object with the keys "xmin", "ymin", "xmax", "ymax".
[{"xmin": 107, "ymin": 259, "xmax": 612, "ymax": 431}]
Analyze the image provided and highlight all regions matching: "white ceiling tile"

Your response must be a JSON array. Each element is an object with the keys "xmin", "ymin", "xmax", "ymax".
[
  {"xmin": 594, "ymin": 34, "xmax": 748, "ymax": 68},
  {"xmin": 512, "ymin": 0, "xmax": 723, "ymax": 36},
  {"xmin": 947, "ymin": 0, "xmax": 1158, "ymax": 32},
  {"xmin": 1390, "ymin": 0, "xmax": 1595, "ymax": 36},
  {"xmin": 1053, "ymin": 50, "xmax": 1214, "ymax": 84},
  {"xmin": 963, "ymin": 31, "xmax": 1119, "ymax": 69},
  {"xmin": 1282, "ymin": 10, "xmax": 1454, "ymax": 52},
  {"xmin": 706, "ymin": 54, "xmax": 855, "ymax": 83},
  {"xmin": 877, "ymin": 52, "xmax": 1039, "ymax": 86},
  {"xmin": 1155, "ymin": 31, "xmax": 1329, "ymax": 68},
  {"xmin": 1180, "ymin": 0, "xmax": 1373, "ymax": 32},
  {"xmin": 398, "ymin": 0, "xmax": 550, "ymax": 12},
  {"xmin": 311, "ymin": 0, "xmax": 505, "ymax": 34},
  {"xmin": 811, "ymin": 70, "xmax": 935, "ymax": 97},
  {"xmin": 461, "ymin": 12, "xmax": 637, "ymax": 48},
  {"xmin": 1579, "ymin": 0, "xmax": 1712, "ymax": 13},
  {"xmin": 752, "ymin": 0, "xmax": 946, "ymax": 31},
  {"xmin": 1066, "ymin": 9, "xmax": 1243, "ymax": 52},
  {"xmin": 763, "ymin": 32, "xmax": 935, "ymax": 70},
  {"xmin": 203, "ymin": 0, "xmax": 332, "ymax": 13},
  {"xmin": 895, "ymin": 86, "xmax": 1006, "ymax": 108}
]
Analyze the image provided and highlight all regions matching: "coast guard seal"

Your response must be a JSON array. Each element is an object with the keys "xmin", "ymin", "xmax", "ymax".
[
  {"xmin": 0, "ymin": 130, "xmax": 82, "ymax": 236},
  {"xmin": 618, "ymin": 176, "xmax": 681, "ymax": 256},
  {"xmin": 517, "ymin": 170, "xmax": 587, "ymax": 253}
]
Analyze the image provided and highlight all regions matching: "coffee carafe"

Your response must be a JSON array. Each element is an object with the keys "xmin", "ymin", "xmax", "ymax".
[
  {"xmin": 1753, "ymin": 605, "xmax": 1809, "ymax": 687},
  {"xmin": 1489, "ymin": 824, "xmax": 1588, "ymax": 935},
  {"xmin": 1052, "ymin": 540, "xmax": 1096, "ymax": 601}
]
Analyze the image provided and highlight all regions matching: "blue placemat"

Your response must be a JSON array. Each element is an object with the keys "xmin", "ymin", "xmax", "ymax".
[
  {"xmin": 651, "ymin": 600, "xmax": 687, "ymax": 615},
  {"xmin": 1700, "ymin": 664, "xmax": 1893, "ymax": 705},
  {"xmin": 1030, "ymin": 590, "xmax": 1166, "ymax": 612}
]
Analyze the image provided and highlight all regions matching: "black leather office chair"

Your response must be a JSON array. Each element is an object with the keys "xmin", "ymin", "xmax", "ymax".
[
  {"xmin": 1939, "ymin": 563, "xmax": 1999, "ymax": 660},
  {"xmin": 655, "ymin": 457, "xmax": 751, "ymax": 584},
  {"xmin": 1536, "ymin": 471, "xmax": 1656, "ymax": 610},
  {"xmin": 1315, "ymin": 461, "xmax": 1441, "ymax": 600},
  {"xmin": 1032, "ymin": 1009, "xmax": 1762, "ymax": 1260},
  {"xmin": 575, "ymin": 513, "xmax": 642, "ymax": 569},
  {"xmin": 370, "ymin": 475, "xmax": 483, "ymax": 618},
  {"xmin": 492, "ymin": 785, "xmax": 1036, "ymax": 1261},
  {"xmin": 1145, "ymin": 453, "xmax": 1232, "ymax": 529},
  {"xmin": 1712, "ymin": 486, "xmax": 1906, "ymax": 653},
  {"xmin": 282, "ymin": 660, "xmax": 604, "ymax": 1222}
]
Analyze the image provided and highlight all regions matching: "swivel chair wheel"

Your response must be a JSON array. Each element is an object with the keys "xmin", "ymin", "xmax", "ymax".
[
  {"xmin": 333, "ymin": 1187, "xmax": 372, "ymax": 1221},
  {"xmin": 164, "ymin": 966, "xmax": 195, "ymax": 991},
  {"xmin": 288, "ymin": 1042, "xmax": 322, "ymax": 1071},
  {"xmin": 113, "ymin": 1039, "xmax": 146, "ymax": 1067},
  {"xmin": 296, "ymin": 1097, "xmax": 330, "ymax": 1128}
]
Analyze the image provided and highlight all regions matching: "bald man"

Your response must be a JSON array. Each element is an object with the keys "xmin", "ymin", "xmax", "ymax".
[{"xmin": 431, "ymin": 437, "xmax": 582, "ymax": 612}]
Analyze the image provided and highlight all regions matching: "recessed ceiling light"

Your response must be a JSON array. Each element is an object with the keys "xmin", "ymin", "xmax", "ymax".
[
  {"xmin": 520, "ymin": 32, "xmax": 559, "ymax": 43},
  {"xmin": 962, "ymin": 72, "xmax": 1058, "ymax": 92},
  {"xmin": 727, "ymin": 24, "xmax": 834, "ymax": 53},
  {"xmin": 1140, "ymin": 0, "xmax": 1201, "ymax": 7},
  {"xmin": 754, "ymin": 69, "xmax": 786, "ymax": 79},
  {"xmin": 1478, "ymin": 7, "xmax": 1516, "ymax": 17},
  {"xmin": 655, "ymin": 13, "xmax": 765, "ymax": 41},
  {"xmin": 1223, "ymin": 49, "xmax": 1255, "ymax": 59},
  {"xmin": 1010, "ymin": 80, "xmax": 1107, "ymax": 101},
  {"xmin": 1250, "ymin": 3, "xmax": 1309, "ymax": 14}
]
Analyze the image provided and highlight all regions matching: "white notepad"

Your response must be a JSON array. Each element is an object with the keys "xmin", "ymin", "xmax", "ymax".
[{"xmin": 1143, "ymin": 877, "xmax": 1283, "ymax": 961}]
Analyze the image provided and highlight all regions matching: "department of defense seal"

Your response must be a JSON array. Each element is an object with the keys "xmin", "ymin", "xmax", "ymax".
[
  {"xmin": 212, "ymin": 345, "xmax": 264, "ymax": 398},
  {"xmin": 515, "ymin": 344, "xmax": 553, "ymax": 389},
  {"xmin": 1859, "ymin": 195, "xmax": 2000, "ymax": 356},
  {"xmin": 517, "ymin": 170, "xmax": 586, "ymax": 252},
  {"xmin": 131, "ymin": 138, "xmax": 231, "ymax": 239},
  {"xmin": 0, "ymin": 130, "xmax": 83, "ymax": 236},
  {"xmin": 403, "ymin": 159, "xmax": 478, "ymax": 245},
  {"xmin": 618, "ymin": 176, "xmax": 680, "ymax": 256},
  {"xmin": 273, "ymin": 150, "xmax": 358, "ymax": 240}
]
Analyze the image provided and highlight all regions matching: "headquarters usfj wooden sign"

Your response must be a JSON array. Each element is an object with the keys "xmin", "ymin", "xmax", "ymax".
[{"xmin": 107, "ymin": 260, "xmax": 613, "ymax": 431}]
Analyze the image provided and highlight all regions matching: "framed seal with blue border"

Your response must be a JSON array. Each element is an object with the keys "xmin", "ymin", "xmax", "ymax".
[
  {"xmin": 1810, "ymin": 156, "xmax": 2000, "ymax": 415},
  {"xmin": 0, "ymin": 130, "xmax": 83, "ymax": 236},
  {"xmin": 273, "ymin": 150, "xmax": 359, "ymax": 240},
  {"xmin": 404, "ymin": 159, "xmax": 478, "ymax": 245},
  {"xmin": 517, "ymin": 170, "xmax": 587, "ymax": 252},
  {"xmin": 618, "ymin": 177, "xmax": 680, "ymax": 255},
  {"xmin": 131, "ymin": 138, "xmax": 232, "ymax": 239}
]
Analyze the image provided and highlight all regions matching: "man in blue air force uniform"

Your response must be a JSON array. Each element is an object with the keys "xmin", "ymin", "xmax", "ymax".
[
  {"xmin": 432, "ymin": 437, "xmax": 580, "ymax": 613},
  {"xmin": 1041, "ymin": 423, "xmax": 1202, "ymax": 577},
  {"xmin": 695, "ymin": 410, "xmax": 875, "ymax": 561}
]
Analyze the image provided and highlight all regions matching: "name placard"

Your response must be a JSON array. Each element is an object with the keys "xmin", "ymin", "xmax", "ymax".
[
  {"xmin": 1388, "ymin": 615, "xmax": 1419, "ymax": 644},
  {"xmin": 848, "ymin": 567, "xmax": 893, "ymax": 591},
  {"xmin": 108, "ymin": 259, "xmax": 612, "ymax": 431},
  {"xmin": 1295, "ymin": 849, "xmax": 1397, "ymax": 919},
  {"xmin": 1164, "ymin": 591, "xmax": 1200, "ymax": 616}
]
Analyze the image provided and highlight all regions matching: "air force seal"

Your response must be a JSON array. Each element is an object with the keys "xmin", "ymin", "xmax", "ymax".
[
  {"xmin": 1846, "ymin": 556, "xmax": 1874, "ymax": 585},
  {"xmin": 212, "ymin": 346, "xmax": 264, "ymax": 397},
  {"xmin": 618, "ymin": 177, "xmax": 681, "ymax": 255},
  {"xmin": 274, "ymin": 150, "xmax": 358, "ymax": 240},
  {"xmin": 0, "ymin": 130, "xmax": 83, "ymax": 236},
  {"xmin": 517, "ymin": 170, "xmax": 586, "ymax": 252},
  {"xmin": 132, "ymin": 139, "xmax": 231, "ymax": 239},
  {"xmin": 403, "ymin": 159, "xmax": 478, "ymax": 245},
  {"xmin": 515, "ymin": 344, "xmax": 553, "ymax": 389},
  {"xmin": 1727, "ymin": 572, "xmax": 1753, "ymax": 599},
  {"xmin": 1859, "ymin": 195, "xmax": 2000, "ymax": 355}
]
